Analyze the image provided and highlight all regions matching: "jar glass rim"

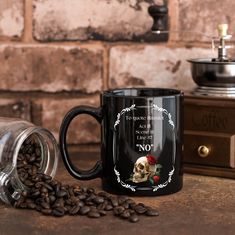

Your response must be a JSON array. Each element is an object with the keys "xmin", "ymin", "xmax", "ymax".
[{"xmin": 10, "ymin": 126, "xmax": 58, "ymax": 195}]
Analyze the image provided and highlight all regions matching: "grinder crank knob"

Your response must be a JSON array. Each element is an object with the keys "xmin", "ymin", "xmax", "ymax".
[
  {"xmin": 148, "ymin": 5, "xmax": 168, "ymax": 32},
  {"xmin": 218, "ymin": 24, "xmax": 228, "ymax": 37}
]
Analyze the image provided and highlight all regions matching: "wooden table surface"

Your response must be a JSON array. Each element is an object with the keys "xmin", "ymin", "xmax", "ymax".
[{"xmin": 1, "ymin": 151, "xmax": 235, "ymax": 235}]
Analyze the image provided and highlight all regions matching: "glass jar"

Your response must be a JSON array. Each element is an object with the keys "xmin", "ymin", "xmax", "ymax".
[{"xmin": 0, "ymin": 117, "xmax": 59, "ymax": 204}]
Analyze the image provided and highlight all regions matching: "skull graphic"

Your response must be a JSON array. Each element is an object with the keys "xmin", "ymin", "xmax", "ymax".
[{"xmin": 131, "ymin": 155, "xmax": 157, "ymax": 183}]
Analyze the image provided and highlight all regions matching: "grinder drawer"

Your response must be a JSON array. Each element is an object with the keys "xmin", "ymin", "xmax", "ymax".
[{"xmin": 184, "ymin": 131, "xmax": 235, "ymax": 168}]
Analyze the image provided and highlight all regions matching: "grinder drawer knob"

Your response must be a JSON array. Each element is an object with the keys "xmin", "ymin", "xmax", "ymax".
[{"xmin": 198, "ymin": 145, "xmax": 210, "ymax": 158}]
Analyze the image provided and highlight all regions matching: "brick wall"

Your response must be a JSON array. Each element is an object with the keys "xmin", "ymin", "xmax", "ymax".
[{"xmin": 0, "ymin": 0, "xmax": 233, "ymax": 146}]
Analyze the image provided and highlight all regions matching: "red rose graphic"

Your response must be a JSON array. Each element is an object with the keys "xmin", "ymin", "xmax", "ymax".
[
  {"xmin": 146, "ymin": 155, "xmax": 157, "ymax": 165},
  {"xmin": 153, "ymin": 175, "xmax": 160, "ymax": 184}
]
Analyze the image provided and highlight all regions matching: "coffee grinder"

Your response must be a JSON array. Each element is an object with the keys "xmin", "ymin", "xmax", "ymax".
[{"xmin": 149, "ymin": 5, "xmax": 235, "ymax": 179}]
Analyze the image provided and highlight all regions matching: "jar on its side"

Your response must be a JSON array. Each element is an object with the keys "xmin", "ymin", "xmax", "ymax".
[{"xmin": 0, "ymin": 118, "xmax": 59, "ymax": 204}]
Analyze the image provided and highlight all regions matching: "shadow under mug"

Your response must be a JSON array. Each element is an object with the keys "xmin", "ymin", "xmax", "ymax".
[{"xmin": 59, "ymin": 88, "xmax": 183, "ymax": 196}]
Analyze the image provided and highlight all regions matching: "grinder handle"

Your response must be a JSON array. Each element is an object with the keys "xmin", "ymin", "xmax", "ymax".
[{"xmin": 148, "ymin": 5, "xmax": 168, "ymax": 32}]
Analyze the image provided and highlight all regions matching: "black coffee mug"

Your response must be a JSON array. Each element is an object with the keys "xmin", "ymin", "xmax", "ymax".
[{"xmin": 59, "ymin": 88, "xmax": 183, "ymax": 196}]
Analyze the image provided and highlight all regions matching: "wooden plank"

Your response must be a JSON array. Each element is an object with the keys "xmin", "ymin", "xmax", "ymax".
[{"xmin": 0, "ymin": 152, "xmax": 235, "ymax": 235}]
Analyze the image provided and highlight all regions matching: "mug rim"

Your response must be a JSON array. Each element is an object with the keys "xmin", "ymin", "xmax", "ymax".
[{"xmin": 103, "ymin": 88, "xmax": 183, "ymax": 98}]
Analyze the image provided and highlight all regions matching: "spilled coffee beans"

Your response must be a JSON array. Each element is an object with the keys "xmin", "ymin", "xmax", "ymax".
[{"xmin": 14, "ymin": 138, "xmax": 159, "ymax": 223}]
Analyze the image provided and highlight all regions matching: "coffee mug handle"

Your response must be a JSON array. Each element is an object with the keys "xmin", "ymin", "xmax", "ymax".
[{"xmin": 59, "ymin": 106, "xmax": 103, "ymax": 180}]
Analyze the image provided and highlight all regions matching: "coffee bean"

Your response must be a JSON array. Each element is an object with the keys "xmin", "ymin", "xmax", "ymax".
[
  {"xmin": 35, "ymin": 198, "xmax": 44, "ymax": 205},
  {"xmin": 98, "ymin": 210, "xmax": 107, "ymax": 216},
  {"xmin": 122, "ymin": 202, "xmax": 129, "ymax": 209},
  {"xmin": 41, "ymin": 202, "xmax": 50, "ymax": 209},
  {"xmin": 52, "ymin": 207, "xmax": 65, "ymax": 217},
  {"xmin": 87, "ymin": 188, "xmax": 95, "ymax": 194},
  {"xmin": 97, "ymin": 203, "xmax": 106, "ymax": 210},
  {"xmin": 129, "ymin": 214, "xmax": 139, "ymax": 223},
  {"xmin": 29, "ymin": 168, "xmax": 37, "ymax": 175},
  {"xmin": 36, "ymin": 206, "xmax": 42, "ymax": 212},
  {"xmin": 21, "ymin": 191, "xmax": 28, "ymax": 197},
  {"xmin": 77, "ymin": 201, "xmax": 85, "ymax": 207},
  {"xmin": 24, "ymin": 180, "xmax": 34, "ymax": 187},
  {"xmin": 43, "ymin": 183, "xmax": 53, "ymax": 191},
  {"xmin": 61, "ymin": 185, "xmax": 68, "ymax": 191},
  {"xmin": 113, "ymin": 206, "xmax": 125, "ymax": 216},
  {"xmin": 56, "ymin": 190, "xmax": 68, "ymax": 198},
  {"xmin": 89, "ymin": 206, "xmax": 97, "ymax": 213},
  {"xmin": 93, "ymin": 196, "xmax": 105, "ymax": 204},
  {"xmin": 85, "ymin": 201, "xmax": 94, "ymax": 206},
  {"xmin": 80, "ymin": 206, "xmax": 91, "ymax": 215},
  {"xmin": 30, "ymin": 190, "xmax": 40, "ymax": 198},
  {"xmin": 17, "ymin": 154, "xmax": 24, "ymax": 161},
  {"xmin": 25, "ymin": 154, "xmax": 31, "ymax": 161},
  {"xmin": 49, "ymin": 195, "xmax": 56, "ymax": 203},
  {"xmin": 35, "ymin": 148, "xmax": 41, "ymax": 157},
  {"xmin": 28, "ymin": 155, "xmax": 36, "ymax": 163},
  {"xmin": 110, "ymin": 198, "xmax": 119, "ymax": 207},
  {"xmin": 41, "ymin": 187, "xmax": 48, "ymax": 194},
  {"xmin": 41, "ymin": 209, "xmax": 52, "ymax": 215},
  {"xmin": 52, "ymin": 199, "xmax": 64, "ymax": 208},
  {"xmin": 70, "ymin": 196, "xmax": 79, "ymax": 204},
  {"xmin": 42, "ymin": 175, "xmax": 52, "ymax": 181},
  {"xmin": 64, "ymin": 206, "xmax": 70, "ymax": 213},
  {"xmin": 126, "ymin": 209, "xmax": 135, "ymax": 215},
  {"xmin": 86, "ymin": 194, "xmax": 96, "ymax": 202},
  {"xmin": 118, "ymin": 196, "xmax": 128, "ymax": 205},
  {"xmin": 125, "ymin": 199, "xmax": 135, "ymax": 205},
  {"xmin": 28, "ymin": 146, "xmax": 34, "ymax": 154},
  {"xmin": 146, "ymin": 208, "xmax": 159, "ymax": 216},
  {"xmin": 35, "ymin": 182, "xmax": 43, "ymax": 189},
  {"xmin": 65, "ymin": 199, "xmax": 73, "ymax": 206},
  {"xmin": 104, "ymin": 204, "xmax": 113, "ymax": 211},
  {"xmin": 17, "ymin": 163, "xmax": 25, "ymax": 169},
  {"xmin": 31, "ymin": 175, "xmax": 41, "ymax": 182},
  {"xmin": 120, "ymin": 210, "xmax": 131, "ymax": 219},
  {"xmin": 55, "ymin": 184, "xmax": 61, "ymax": 194},
  {"xmin": 33, "ymin": 163, "xmax": 41, "ymax": 168},
  {"xmin": 19, "ymin": 172, "xmax": 28, "ymax": 182},
  {"xmin": 134, "ymin": 204, "xmax": 147, "ymax": 214},
  {"xmin": 44, "ymin": 197, "xmax": 50, "ymax": 204},
  {"xmin": 69, "ymin": 205, "xmax": 80, "ymax": 215},
  {"xmin": 27, "ymin": 202, "xmax": 36, "ymax": 209},
  {"xmin": 68, "ymin": 187, "xmax": 75, "ymax": 197},
  {"xmin": 81, "ymin": 187, "xmax": 88, "ymax": 193},
  {"xmin": 129, "ymin": 202, "xmax": 137, "ymax": 209},
  {"xmin": 73, "ymin": 187, "xmax": 82, "ymax": 195},
  {"xmin": 87, "ymin": 211, "xmax": 100, "ymax": 218},
  {"xmin": 78, "ymin": 194, "xmax": 86, "ymax": 200}
]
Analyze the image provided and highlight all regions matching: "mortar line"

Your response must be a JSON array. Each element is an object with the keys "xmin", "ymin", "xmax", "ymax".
[
  {"xmin": 22, "ymin": 0, "xmax": 35, "ymax": 43},
  {"xmin": 102, "ymin": 44, "xmax": 110, "ymax": 90},
  {"xmin": 0, "ymin": 90, "xmax": 100, "ymax": 100}
]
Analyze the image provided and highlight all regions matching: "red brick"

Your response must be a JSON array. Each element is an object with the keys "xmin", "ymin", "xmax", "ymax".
[
  {"xmin": 0, "ymin": 0, "xmax": 24, "ymax": 38},
  {"xmin": 109, "ymin": 45, "xmax": 212, "ymax": 91},
  {"xmin": 178, "ymin": 0, "xmax": 235, "ymax": 42},
  {"xmin": 0, "ymin": 45, "xmax": 103, "ymax": 93},
  {"xmin": 0, "ymin": 98, "xmax": 31, "ymax": 120},
  {"xmin": 33, "ymin": 0, "xmax": 163, "ymax": 42},
  {"xmin": 39, "ymin": 96, "xmax": 100, "ymax": 144}
]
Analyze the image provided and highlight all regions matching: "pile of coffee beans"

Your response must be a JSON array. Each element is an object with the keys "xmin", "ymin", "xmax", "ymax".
[{"xmin": 15, "ymin": 137, "xmax": 159, "ymax": 223}]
